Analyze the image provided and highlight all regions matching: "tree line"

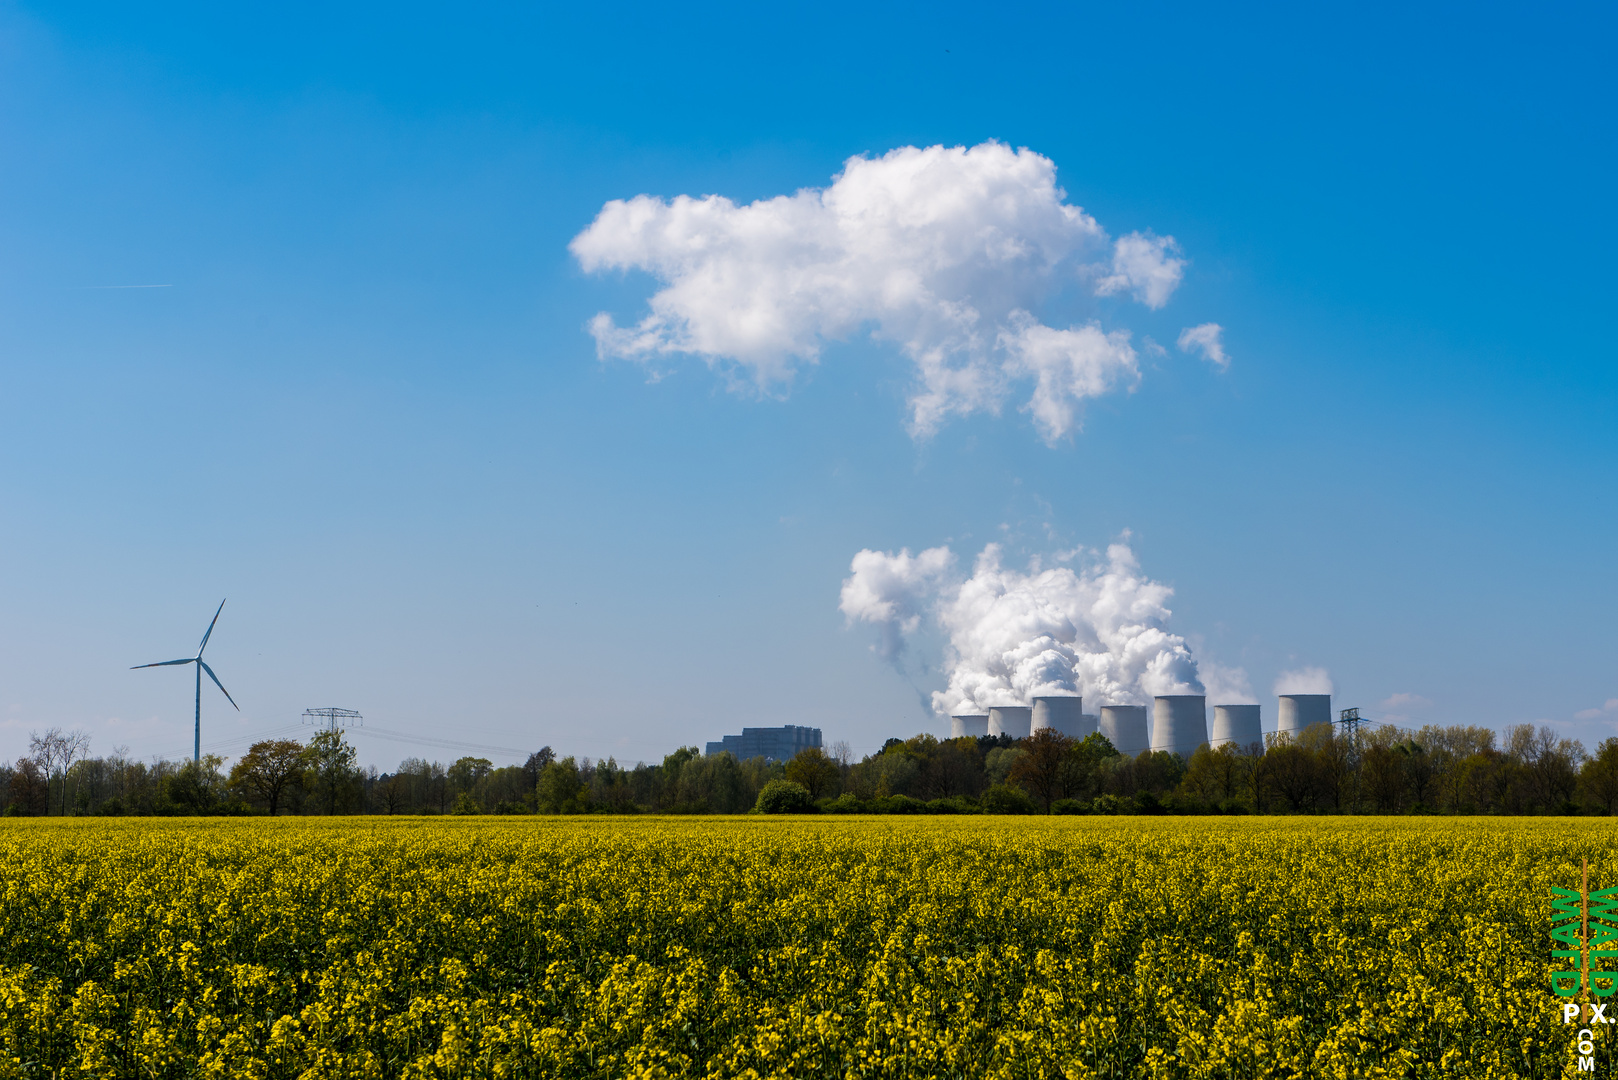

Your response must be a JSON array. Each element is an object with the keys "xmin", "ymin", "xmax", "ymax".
[{"xmin": 3, "ymin": 718, "xmax": 1614, "ymax": 816}]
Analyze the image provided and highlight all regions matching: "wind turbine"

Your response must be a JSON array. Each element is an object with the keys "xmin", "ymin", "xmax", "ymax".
[{"xmin": 132, "ymin": 599, "xmax": 239, "ymax": 762}]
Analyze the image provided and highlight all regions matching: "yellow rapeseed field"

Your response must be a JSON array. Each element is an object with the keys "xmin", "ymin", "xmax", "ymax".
[{"xmin": 0, "ymin": 817, "xmax": 1600, "ymax": 1078}]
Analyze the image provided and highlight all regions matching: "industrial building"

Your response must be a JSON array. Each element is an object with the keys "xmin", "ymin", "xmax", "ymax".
[
  {"xmin": 1278, "ymin": 694, "xmax": 1332, "ymax": 736},
  {"xmin": 1031, "ymin": 695, "xmax": 1097, "ymax": 738},
  {"xmin": 950, "ymin": 713, "xmax": 989, "ymax": 738},
  {"xmin": 944, "ymin": 691, "xmax": 1333, "ymax": 761},
  {"xmin": 1099, "ymin": 705, "xmax": 1149, "ymax": 756},
  {"xmin": 705, "ymin": 724, "xmax": 822, "ymax": 762},
  {"xmin": 1150, "ymin": 695, "xmax": 1207, "ymax": 759},
  {"xmin": 1211, "ymin": 704, "xmax": 1263, "ymax": 748},
  {"xmin": 987, "ymin": 706, "xmax": 1032, "ymax": 738}
]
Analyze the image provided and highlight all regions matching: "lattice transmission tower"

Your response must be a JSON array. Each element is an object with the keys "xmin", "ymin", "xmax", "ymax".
[{"xmin": 302, "ymin": 707, "xmax": 362, "ymax": 734}]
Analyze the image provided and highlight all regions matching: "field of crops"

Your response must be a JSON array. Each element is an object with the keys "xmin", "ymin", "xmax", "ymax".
[{"xmin": 0, "ymin": 817, "xmax": 1599, "ymax": 1078}]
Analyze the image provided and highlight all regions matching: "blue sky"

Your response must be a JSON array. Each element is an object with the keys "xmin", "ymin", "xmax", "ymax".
[{"xmin": 1, "ymin": 1, "xmax": 1613, "ymax": 768}]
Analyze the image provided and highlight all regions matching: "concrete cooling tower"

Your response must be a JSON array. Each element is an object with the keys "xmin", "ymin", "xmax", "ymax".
[
  {"xmin": 1278, "ymin": 694, "xmax": 1332, "ymax": 736},
  {"xmin": 1211, "ymin": 704, "xmax": 1262, "ymax": 749},
  {"xmin": 1098, "ymin": 705, "xmax": 1149, "ymax": 756},
  {"xmin": 950, "ymin": 714, "xmax": 989, "ymax": 739},
  {"xmin": 987, "ymin": 706, "xmax": 1032, "ymax": 739},
  {"xmin": 1151, "ymin": 695, "xmax": 1208, "ymax": 759},
  {"xmin": 1031, "ymin": 696, "xmax": 1093, "ymax": 738}
]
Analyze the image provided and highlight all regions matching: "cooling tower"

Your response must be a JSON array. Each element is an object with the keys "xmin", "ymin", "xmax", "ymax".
[
  {"xmin": 1151, "ymin": 695, "xmax": 1208, "ymax": 759},
  {"xmin": 987, "ymin": 706, "xmax": 1032, "ymax": 739},
  {"xmin": 1098, "ymin": 705, "xmax": 1149, "ymax": 756},
  {"xmin": 1031, "ymin": 696, "xmax": 1092, "ymax": 738},
  {"xmin": 1211, "ymin": 704, "xmax": 1262, "ymax": 749},
  {"xmin": 1278, "ymin": 694, "xmax": 1332, "ymax": 736},
  {"xmin": 950, "ymin": 714, "xmax": 989, "ymax": 739}
]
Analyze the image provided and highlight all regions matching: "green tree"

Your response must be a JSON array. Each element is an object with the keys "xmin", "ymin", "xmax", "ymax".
[
  {"xmin": 1009, "ymin": 728, "xmax": 1072, "ymax": 811},
  {"xmin": 1180, "ymin": 743, "xmax": 1254, "ymax": 806},
  {"xmin": 673, "ymin": 752, "xmax": 753, "ymax": 812},
  {"xmin": 162, "ymin": 755, "xmax": 226, "ymax": 815},
  {"xmin": 229, "ymin": 739, "xmax": 307, "ymax": 815},
  {"xmin": 984, "ymin": 747, "xmax": 1026, "ymax": 786},
  {"xmin": 1360, "ymin": 743, "xmax": 1408, "ymax": 812},
  {"xmin": 305, "ymin": 731, "xmax": 360, "ymax": 815},
  {"xmin": 448, "ymin": 756, "xmax": 494, "ymax": 797},
  {"xmin": 784, "ymin": 747, "xmax": 840, "ymax": 800},
  {"xmin": 660, "ymin": 747, "xmax": 700, "ymax": 809},
  {"xmin": 536, "ymin": 757, "xmax": 586, "ymax": 813},
  {"xmin": 1581, "ymin": 738, "xmax": 1618, "ymax": 814}
]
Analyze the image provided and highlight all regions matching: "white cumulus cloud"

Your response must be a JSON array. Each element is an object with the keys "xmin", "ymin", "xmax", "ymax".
[
  {"xmin": 1096, "ymin": 232, "xmax": 1184, "ymax": 309},
  {"xmin": 1177, "ymin": 322, "xmax": 1229, "ymax": 370},
  {"xmin": 841, "ymin": 538, "xmax": 1205, "ymax": 716},
  {"xmin": 572, "ymin": 141, "xmax": 1187, "ymax": 442}
]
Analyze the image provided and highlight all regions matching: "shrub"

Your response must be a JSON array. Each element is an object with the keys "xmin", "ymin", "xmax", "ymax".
[
  {"xmin": 820, "ymin": 794, "xmax": 865, "ymax": 814},
  {"xmin": 1050, "ymin": 798, "xmax": 1090, "ymax": 815},
  {"xmin": 1091, "ymin": 794, "xmax": 1122, "ymax": 815},
  {"xmin": 1131, "ymin": 791, "xmax": 1164, "ymax": 815},
  {"xmin": 755, "ymin": 780, "xmax": 815, "ymax": 814},
  {"xmin": 870, "ymin": 795, "xmax": 924, "ymax": 814},
  {"xmin": 980, "ymin": 783, "xmax": 1036, "ymax": 815},
  {"xmin": 451, "ymin": 792, "xmax": 481, "ymax": 816}
]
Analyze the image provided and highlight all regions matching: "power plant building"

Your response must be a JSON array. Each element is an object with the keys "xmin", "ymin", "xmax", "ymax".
[
  {"xmin": 987, "ymin": 706, "xmax": 1032, "ymax": 739},
  {"xmin": 705, "ymin": 725, "xmax": 822, "ymax": 762},
  {"xmin": 950, "ymin": 714, "xmax": 989, "ymax": 738},
  {"xmin": 1211, "ymin": 704, "xmax": 1262, "ymax": 749},
  {"xmin": 1031, "ymin": 695, "xmax": 1093, "ymax": 738},
  {"xmin": 1151, "ymin": 695, "xmax": 1208, "ymax": 759},
  {"xmin": 1099, "ymin": 705, "xmax": 1149, "ymax": 756},
  {"xmin": 1277, "ymin": 694, "xmax": 1332, "ymax": 737}
]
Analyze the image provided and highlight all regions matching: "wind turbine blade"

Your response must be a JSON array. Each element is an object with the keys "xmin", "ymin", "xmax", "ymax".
[
  {"xmin": 198, "ymin": 660, "xmax": 239, "ymax": 710},
  {"xmin": 197, "ymin": 599, "xmax": 226, "ymax": 656},
  {"xmin": 131, "ymin": 658, "xmax": 196, "ymax": 669}
]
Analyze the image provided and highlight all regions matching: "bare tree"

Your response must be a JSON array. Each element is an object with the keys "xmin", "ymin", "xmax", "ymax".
[
  {"xmin": 59, "ymin": 731, "xmax": 90, "ymax": 815},
  {"xmin": 28, "ymin": 729, "xmax": 65, "ymax": 816}
]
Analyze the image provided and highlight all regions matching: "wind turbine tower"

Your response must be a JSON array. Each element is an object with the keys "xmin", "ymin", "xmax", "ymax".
[{"xmin": 131, "ymin": 599, "xmax": 239, "ymax": 762}]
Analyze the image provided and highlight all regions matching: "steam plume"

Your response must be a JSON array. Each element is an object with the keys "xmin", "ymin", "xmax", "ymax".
[
  {"xmin": 1274, "ymin": 667, "xmax": 1333, "ymax": 695},
  {"xmin": 841, "ymin": 538, "xmax": 1224, "ymax": 715}
]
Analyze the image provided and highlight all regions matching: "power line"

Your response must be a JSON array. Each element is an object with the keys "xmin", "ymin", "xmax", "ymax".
[
  {"xmin": 354, "ymin": 724, "xmax": 527, "ymax": 759},
  {"xmin": 200, "ymin": 722, "xmax": 309, "ymax": 754}
]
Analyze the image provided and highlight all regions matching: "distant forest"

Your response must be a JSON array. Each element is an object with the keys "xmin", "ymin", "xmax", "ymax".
[{"xmin": 2, "ymin": 719, "xmax": 1614, "ymax": 817}]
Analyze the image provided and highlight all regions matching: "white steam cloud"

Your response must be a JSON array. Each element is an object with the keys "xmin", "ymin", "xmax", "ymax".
[
  {"xmin": 838, "ymin": 546, "xmax": 955, "ymax": 661},
  {"xmin": 571, "ymin": 141, "xmax": 1196, "ymax": 443},
  {"xmin": 1274, "ymin": 666, "xmax": 1334, "ymax": 695},
  {"xmin": 840, "ymin": 538, "xmax": 1226, "ymax": 715},
  {"xmin": 1200, "ymin": 661, "xmax": 1257, "ymax": 705}
]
